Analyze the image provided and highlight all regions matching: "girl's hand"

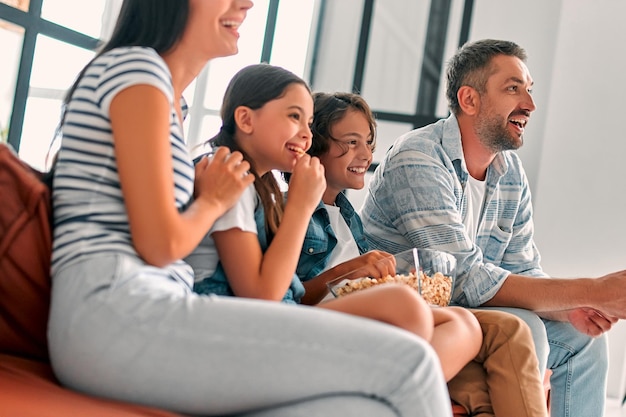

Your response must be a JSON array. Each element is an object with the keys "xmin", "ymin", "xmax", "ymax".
[
  {"xmin": 286, "ymin": 154, "xmax": 326, "ymax": 215},
  {"xmin": 357, "ymin": 250, "xmax": 396, "ymax": 278},
  {"xmin": 300, "ymin": 250, "xmax": 396, "ymax": 306},
  {"xmin": 342, "ymin": 251, "xmax": 397, "ymax": 280},
  {"xmin": 194, "ymin": 146, "xmax": 254, "ymax": 215}
]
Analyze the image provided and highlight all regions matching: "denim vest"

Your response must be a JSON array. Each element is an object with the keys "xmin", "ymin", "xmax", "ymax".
[
  {"xmin": 296, "ymin": 192, "xmax": 369, "ymax": 282},
  {"xmin": 194, "ymin": 204, "xmax": 305, "ymax": 304}
]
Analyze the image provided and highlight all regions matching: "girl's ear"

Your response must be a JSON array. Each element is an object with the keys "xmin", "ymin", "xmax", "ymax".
[
  {"xmin": 234, "ymin": 106, "xmax": 254, "ymax": 135},
  {"xmin": 457, "ymin": 85, "xmax": 480, "ymax": 116}
]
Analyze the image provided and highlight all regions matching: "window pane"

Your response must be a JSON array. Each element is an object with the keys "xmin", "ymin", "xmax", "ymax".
[
  {"xmin": 270, "ymin": 0, "xmax": 316, "ymax": 78},
  {"xmin": 0, "ymin": 19, "xmax": 22, "ymax": 144},
  {"xmin": 30, "ymin": 34, "xmax": 94, "ymax": 90},
  {"xmin": 19, "ymin": 96, "xmax": 62, "ymax": 170},
  {"xmin": 437, "ymin": 0, "xmax": 466, "ymax": 118},
  {"xmin": 190, "ymin": 114, "xmax": 222, "ymax": 159},
  {"xmin": 361, "ymin": 1, "xmax": 431, "ymax": 114},
  {"xmin": 41, "ymin": 0, "xmax": 109, "ymax": 39},
  {"xmin": 373, "ymin": 120, "xmax": 412, "ymax": 162},
  {"xmin": 203, "ymin": 0, "xmax": 270, "ymax": 111},
  {"xmin": 307, "ymin": 0, "xmax": 364, "ymax": 93},
  {"xmin": 0, "ymin": 0, "xmax": 29, "ymax": 12},
  {"xmin": 24, "ymin": 35, "xmax": 95, "ymax": 169}
]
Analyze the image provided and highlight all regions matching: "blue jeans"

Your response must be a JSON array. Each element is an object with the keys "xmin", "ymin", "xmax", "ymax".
[{"xmin": 482, "ymin": 307, "xmax": 608, "ymax": 417}]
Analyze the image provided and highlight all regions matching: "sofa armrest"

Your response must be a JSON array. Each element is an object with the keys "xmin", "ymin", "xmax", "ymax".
[{"xmin": 0, "ymin": 354, "xmax": 182, "ymax": 417}]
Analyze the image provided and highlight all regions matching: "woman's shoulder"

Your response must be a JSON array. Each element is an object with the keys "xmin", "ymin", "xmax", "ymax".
[
  {"xmin": 94, "ymin": 46, "xmax": 168, "ymax": 76},
  {"xmin": 88, "ymin": 46, "xmax": 173, "ymax": 100},
  {"xmin": 100, "ymin": 46, "xmax": 160, "ymax": 61}
]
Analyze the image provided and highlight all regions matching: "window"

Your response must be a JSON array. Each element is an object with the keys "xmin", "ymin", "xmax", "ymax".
[
  {"xmin": 0, "ymin": 17, "xmax": 22, "ymax": 145},
  {"xmin": 306, "ymin": 0, "xmax": 475, "ymax": 206},
  {"xmin": 2, "ymin": 0, "xmax": 473, "ymax": 177},
  {"xmin": 0, "ymin": 0, "xmax": 317, "ymax": 169},
  {"xmin": 0, "ymin": 0, "xmax": 101, "ymax": 169}
]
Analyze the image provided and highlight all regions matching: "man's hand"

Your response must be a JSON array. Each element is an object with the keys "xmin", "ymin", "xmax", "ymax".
[
  {"xmin": 596, "ymin": 269, "xmax": 626, "ymax": 319},
  {"xmin": 567, "ymin": 307, "xmax": 618, "ymax": 337}
]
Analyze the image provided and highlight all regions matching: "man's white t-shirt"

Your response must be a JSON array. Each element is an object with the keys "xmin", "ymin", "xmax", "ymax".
[{"xmin": 462, "ymin": 175, "xmax": 487, "ymax": 242}]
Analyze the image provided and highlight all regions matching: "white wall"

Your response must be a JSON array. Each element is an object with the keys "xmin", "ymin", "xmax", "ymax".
[
  {"xmin": 464, "ymin": 0, "xmax": 626, "ymax": 278},
  {"xmin": 528, "ymin": 4, "xmax": 626, "ymax": 403},
  {"xmin": 467, "ymin": 0, "xmax": 626, "ymax": 404},
  {"xmin": 468, "ymin": 0, "xmax": 563, "ymax": 196},
  {"xmin": 531, "ymin": 1, "xmax": 626, "ymax": 278}
]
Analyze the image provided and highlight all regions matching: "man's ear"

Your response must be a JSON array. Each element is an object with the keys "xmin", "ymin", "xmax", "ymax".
[
  {"xmin": 234, "ymin": 106, "xmax": 254, "ymax": 135},
  {"xmin": 457, "ymin": 86, "xmax": 480, "ymax": 116}
]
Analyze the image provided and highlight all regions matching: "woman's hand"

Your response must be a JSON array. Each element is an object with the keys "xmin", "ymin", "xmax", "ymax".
[{"xmin": 194, "ymin": 146, "xmax": 254, "ymax": 216}]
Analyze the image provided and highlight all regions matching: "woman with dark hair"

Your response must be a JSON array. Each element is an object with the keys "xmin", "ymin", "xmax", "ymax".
[{"xmin": 47, "ymin": 1, "xmax": 452, "ymax": 416}]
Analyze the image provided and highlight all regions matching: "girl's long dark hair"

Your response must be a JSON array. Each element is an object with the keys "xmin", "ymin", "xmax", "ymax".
[{"xmin": 209, "ymin": 63, "xmax": 310, "ymax": 242}]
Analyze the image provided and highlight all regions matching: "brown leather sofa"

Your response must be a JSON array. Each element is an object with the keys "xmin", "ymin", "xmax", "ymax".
[{"xmin": 0, "ymin": 143, "xmax": 182, "ymax": 416}]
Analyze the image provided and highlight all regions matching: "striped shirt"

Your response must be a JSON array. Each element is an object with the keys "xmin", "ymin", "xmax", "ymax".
[
  {"xmin": 359, "ymin": 114, "xmax": 547, "ymax": 307},
  {"xmin": 51, "ymin": 47, "xmax": 194, "ymax": 275}
]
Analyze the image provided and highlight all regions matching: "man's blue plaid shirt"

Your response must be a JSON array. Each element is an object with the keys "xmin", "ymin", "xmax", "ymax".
[{"xmin": 360, "ymin": 114, "xmax": 547, "ymax": 307}]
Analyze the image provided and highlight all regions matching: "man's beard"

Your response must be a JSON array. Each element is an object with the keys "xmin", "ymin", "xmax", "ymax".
[{"xmin": 475, "ymin": 111, "xmax": 523, "ymax": 153}]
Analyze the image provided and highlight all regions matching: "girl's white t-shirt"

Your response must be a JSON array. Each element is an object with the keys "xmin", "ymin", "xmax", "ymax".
[{"xmin": 185, "ymin": 184, "xmax": 259, "ymax": 281}]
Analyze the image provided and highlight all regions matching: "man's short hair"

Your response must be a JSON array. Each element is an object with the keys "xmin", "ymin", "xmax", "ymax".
[{"xmin": 446, "ymin": 39, "xmax": 527, "ymax": 114}]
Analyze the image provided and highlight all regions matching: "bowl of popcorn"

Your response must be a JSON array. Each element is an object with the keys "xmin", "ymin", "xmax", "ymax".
[{"xmin": 326, "ymin": 248, "xmax": 456, "ymax": 307}]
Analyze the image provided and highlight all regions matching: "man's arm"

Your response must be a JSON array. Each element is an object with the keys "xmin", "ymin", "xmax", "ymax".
[
  {"xmin": 484, "ymin": 273, "xmax": 626, "ymax": 334},
  {"xmin": 484, "ymin": 274, "xmax": 597, "ymax": 311}
]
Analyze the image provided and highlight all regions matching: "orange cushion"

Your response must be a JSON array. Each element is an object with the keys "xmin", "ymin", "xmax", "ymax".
[
  {"xmin": 0, "ymin": 354, "xmax": 182, "ymax": 417},
  {"xmin": 0, "ymin": 144, "xmax": 52, "ymax": 361}
]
